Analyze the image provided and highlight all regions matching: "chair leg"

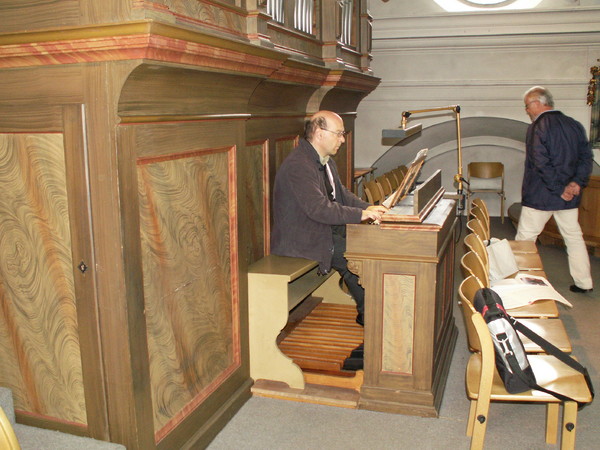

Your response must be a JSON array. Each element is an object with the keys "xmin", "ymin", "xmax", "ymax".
[
  {"xmin": 466, "ymin": 400, "xmax": 477, "ymax": 436},
  {"xmin": 545, "ymin": 403, "xmax": 559, "ymax": 444},
  {"xmin": 560, "ymin": 401, "xmax": 578, "ymax": 450},
  {"xmin": 470, "ymin": 400, "xmax": 489, "ymax": 450}
]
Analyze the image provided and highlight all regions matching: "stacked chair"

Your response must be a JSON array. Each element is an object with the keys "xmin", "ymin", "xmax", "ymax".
[
  {"xmin": 458, "ymin": 199, "xmax": 593, "ymax": 449},
  {"xmin": 362, "ymin": 165, "xmax": 408, "ymax": 205}
]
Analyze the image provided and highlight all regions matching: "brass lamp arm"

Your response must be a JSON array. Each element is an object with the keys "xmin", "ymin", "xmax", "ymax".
[{"xmin": 400, "ymin": 105, "xmax": 464, "ymax": 203}]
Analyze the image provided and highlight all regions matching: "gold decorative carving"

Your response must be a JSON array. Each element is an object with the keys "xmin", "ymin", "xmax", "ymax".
[{"xmin": 346, "ymin": 259, "xmax": 362, "ymax": 279}]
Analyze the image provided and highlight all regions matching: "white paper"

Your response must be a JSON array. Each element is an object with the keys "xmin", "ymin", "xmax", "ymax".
[
  {"xmin": 486, "ymin": 238, "xmax": 519, "ymax": 282},
  {"xmin": 491, "ymin": 273, "xmax": 573, "ymax": 309}
]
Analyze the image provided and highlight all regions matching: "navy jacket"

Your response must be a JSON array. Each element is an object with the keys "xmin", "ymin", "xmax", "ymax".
[
  {"xmin": 522, "ymin": 110, "xmax": 592, "ymax": 211},
  {"xmin": 270, "ymin": 139, "xmax": 369, "ymax": 273}
]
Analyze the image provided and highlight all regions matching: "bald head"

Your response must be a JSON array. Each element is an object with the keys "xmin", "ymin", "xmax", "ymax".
[
  {"xmin": 304, "ymin": 111, "xmax": 346, "ymax": 158},
  {"xmin": 304, "ymin": 111, "xmax": 343, "ymax": 141}
]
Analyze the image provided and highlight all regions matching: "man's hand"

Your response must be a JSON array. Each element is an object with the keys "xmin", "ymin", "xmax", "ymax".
[
  {"xmin": 361, "ymin": 205, "xmax": 388, "ymax": 223},
  {"xmin": 561, "ymin": 182, "xmax": 581, "ymax": 201}
]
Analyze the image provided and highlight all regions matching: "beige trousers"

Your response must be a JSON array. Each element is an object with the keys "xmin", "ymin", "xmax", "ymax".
[{"xmin": 516, "ymin": 206, "xmax": 592, "ymax": 290}]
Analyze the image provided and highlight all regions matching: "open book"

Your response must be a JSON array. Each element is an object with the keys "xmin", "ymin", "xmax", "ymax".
[
  {"xmin": 382, "ymin": 148, "xmax": 428, "ymax": 209},
  {"xmin": 491, "ymin": 273, "xmax": 573, "ymax": 309}
]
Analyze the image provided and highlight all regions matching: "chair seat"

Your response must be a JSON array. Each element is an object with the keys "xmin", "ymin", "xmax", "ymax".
[
  {"xmin": 466, "ymin": 353, "xmax": 592, "ymax": 403},
  {"xmin": 517, "ymin": 318, "xmax": 572, "ymax": 353},
  {"xmin": 506, "ymin": 299, "xmax": 559, "ymax": 318},
  {"xmin": 506, "ymin": 269, "xmax": 547, "ymax": 279},
  {"xmin": 514, "ymin": 252, "xmax": 544, "ymax": 270},
  {"xmin": 508, "ymin": 240, "xmax": 538, "ymax": 253}
]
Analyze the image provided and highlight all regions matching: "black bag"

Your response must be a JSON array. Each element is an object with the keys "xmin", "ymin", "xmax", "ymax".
[{"xmin": 473, "ymin": 287, "xmax": 594, "ymax": 407}]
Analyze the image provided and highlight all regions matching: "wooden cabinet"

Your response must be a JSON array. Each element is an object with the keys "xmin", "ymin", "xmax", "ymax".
[
  {"xmin": 346, "ymin": 199, "xmax": 458, "ymax": 417},
  {"xmin": 0, "ymin": 2, "xmax": 379, "ymax": 448}
]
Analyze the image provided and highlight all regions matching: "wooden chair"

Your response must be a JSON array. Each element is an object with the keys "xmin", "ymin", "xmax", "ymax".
[
  {"xmin": 459, "ymin": 249, "xmax": 558, "ymax": 319},
  {"xmin": 471, "ymin": 197, "xmax": 489, "ymax": 221},
  {"xmin": 458, "ymin": 277, "xmax": 571, "ymax": 354},
  {"xmin": 470, "ymin": 198, "xmax": 537, "ymax": 253},
  {"xmin": 363, "ymin": 179, "xmax": 384, "ymax": 204},
  {"xmin": 460, "ymin": 284, "xmax": 592, "ymax": 449},
  {"xmin": 467, "ymin": 162, "xmax": 506, "ymax": 223},
  {"xmin": 464, "ymin": 232, "xmax": 490, "ymax": 270},
  {"xmin": 466, "ymin": 218, "xmax": 489, "ymax": 243},
  {"xmin": 0, "ymin": 406, "xmax": 20, "ymax": 450},
  {"xmin": 375, "ymin": 175, "xmax": 392, "ymax": 197},
  {"xmin": 466, "ymin": 218, "xmax": 544, "ymax": 271},
  {"xmin": 460, "ymin": 251, "xmax": 489, "ymax": 285},
  {"xmin": 385, "ymin": 171, "xmax": 399, "ymax": 191},
  {"xmin": 470, "ymin": 205, "xmax": 490, "ymax": 240},
  {"xmin": 470, "ymin": 198, "xmax": 538, "ymax": 256}
]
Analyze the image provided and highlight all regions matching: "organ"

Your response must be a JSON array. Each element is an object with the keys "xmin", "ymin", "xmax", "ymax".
[{"xmin": 248, "ymin": 170, "xmax": 458, "ymax": 416}]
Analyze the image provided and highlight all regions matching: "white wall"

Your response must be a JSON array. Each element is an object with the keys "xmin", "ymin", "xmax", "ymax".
[{"xmin": 356, "ymin": 0, "xmax": 600, "ymax": 217}]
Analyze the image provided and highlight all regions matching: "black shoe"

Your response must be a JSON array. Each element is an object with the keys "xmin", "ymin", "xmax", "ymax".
[
  {"xmin": 570, "ymin": 285, "xmax": 593, "ymax": 293},
  {"xmin": 356, "ymin": 313, "xmax": 364, "ymax": 326},
  {"xmin": 342, "ymin": 356, "xmax": 363, "ymax": 371},
  {"xmin": 349, "ymin": 343, "xmax": 364, "ymax": 359}
]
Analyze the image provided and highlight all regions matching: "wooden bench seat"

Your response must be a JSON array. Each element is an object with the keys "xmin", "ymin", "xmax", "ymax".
[
  {"xmin": 248, "ymin": 254, "xmax": 362, "ymax": 392},
  {"xmin": 248, "ymin": 255, "xmax": 330, "ymax": 389}
]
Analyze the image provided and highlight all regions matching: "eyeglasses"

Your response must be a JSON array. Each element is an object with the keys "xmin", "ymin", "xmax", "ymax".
[
  {"xmin": 320, "ymin": 128, "xmax": 347, "ymax": 138},
  {"xmin": 525, "ymin": 100, "xmax": 539, "ymax": 110}
]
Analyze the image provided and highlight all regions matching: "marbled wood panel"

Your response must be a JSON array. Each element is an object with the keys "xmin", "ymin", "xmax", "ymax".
[
  {"xmin": 142, "ymin": 0, "xmax": 245, "ymax": 37},
  {"xmin": 137, "ymin": 148, "xmax": 239, "ymax": 438},
  {"xmin": 0, "ymin": 0, "xmax": 80, "ymax": 34},
  {"xmin": 244, "ymin": 141, "xmax": 267, "ymax": 263},
  {"xmin": 0, "ymin": 133, "xmax": 87, "ymax": 425},
  {"xmin": 274, "ymin": 136, "xmax": 298, "ymax": 173},
  {"xmin": 382, "ymin": 273, "xmax": 415, "ymax": 375},
  {"xmin": 267, "ymin": 26, "xmax": 322, "ymax": 61},
  {"xmin": 435, "ymin": 242, "xmax": 453, "ymax": 343}
]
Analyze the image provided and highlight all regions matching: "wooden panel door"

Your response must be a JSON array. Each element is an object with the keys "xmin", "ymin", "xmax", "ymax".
[{"xmin": 0, "ymin": 105, "xmax": 107, "ymax": 438}]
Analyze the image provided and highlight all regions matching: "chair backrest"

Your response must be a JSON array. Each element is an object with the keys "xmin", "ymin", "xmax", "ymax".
[
  {"xmin": 375, "ymin": 175, "xmax": 392, "ymax": 197},
  {"xmin": 464, "ymin": 232, "xmax": 489, "ymax": 269},
  {"xmin": 460, "ymin": 251, "xmax": 490, "ymax": 286},
  {"xmin": 391, "ymin": 167, "xmax": 405, "ymax": 188},
  {"xmin": 458, "ymin": 275, "xmax": 485, "ymax": 353},
  {"xmin": 468, "ymin": 162, "xmax": 504, "ymax": 181},
  {"xmin": 469, "ymin": 206, "xmax": 490, "ymax": 240},
  {"xmin": 471, "ymin": 197, "xmax": 489, "ymax": 218},
  {"xmin": 385, "ymin": 171, "xmax": 399, "ymax": 190},
  {"xmin": 0, "ymin": 406, "xmax": 20, "ymax": 450},
  {"xmin": 364, "ymin": 179, "xmax": 384, "ymax": 204},
  {"xmin": 466, "ymin": 218, "xmax": 488, "ymax": 244}
]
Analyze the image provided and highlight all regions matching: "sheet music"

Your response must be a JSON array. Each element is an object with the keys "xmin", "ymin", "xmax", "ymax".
[
  {"xmin": 491, "ymin": 274, "xmax": 573, "ymax": 309},
  {"xmin": 382, "ymin": 148, "xmax": 428, "ymax": 209}
]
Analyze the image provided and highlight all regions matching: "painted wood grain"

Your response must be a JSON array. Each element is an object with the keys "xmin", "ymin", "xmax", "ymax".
[
  {"xmin": 243, "ymin": 141, "xmax": 267, "ymax": 264},
  {"xmin": 0, "ymin": 133, "xmax": 87, "ymax": 425},
  {"xmin": 136, "ymin": 148, "xmax": 239, "ymax": 436},
  {"xmin": 274, "ymin": 136, "xmax": 297, "ymax": 173},
  {"xmin": 382, "ymin": 273, "xmax": 415, "ymax": 375}
]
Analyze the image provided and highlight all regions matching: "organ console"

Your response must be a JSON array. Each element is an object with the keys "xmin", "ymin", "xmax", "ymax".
[{"xmin": 248, "ymin": 162, "xmax": 458, "ymax": 417}]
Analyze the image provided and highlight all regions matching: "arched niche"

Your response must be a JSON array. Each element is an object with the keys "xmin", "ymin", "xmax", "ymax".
[{"xmin": 374, "ymin": 116, "xmax": 529, "ymax": 217}]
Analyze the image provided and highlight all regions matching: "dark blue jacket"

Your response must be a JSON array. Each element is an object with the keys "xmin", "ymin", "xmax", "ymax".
[
  {"xmin": 522, "ymin": 110, "xmax": 592, "ymax": 211},
  {"xmin": 270, "ymin": 139, "xmax": 369, "ymax": 272}
]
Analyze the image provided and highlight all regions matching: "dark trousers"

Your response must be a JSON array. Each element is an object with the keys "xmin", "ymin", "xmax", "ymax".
[{"xmin": 331, "ymin": 226, "xmax": 364, "ymax": 315}]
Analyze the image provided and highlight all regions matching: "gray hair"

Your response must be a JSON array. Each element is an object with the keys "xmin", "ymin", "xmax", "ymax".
[
  {"xmin": 304, "ymin": 116, "xmax": 328, "ymax": 141},
  {"xmin": 524, "ymin": 86, "xmax": 555, "ymax": 108}
]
